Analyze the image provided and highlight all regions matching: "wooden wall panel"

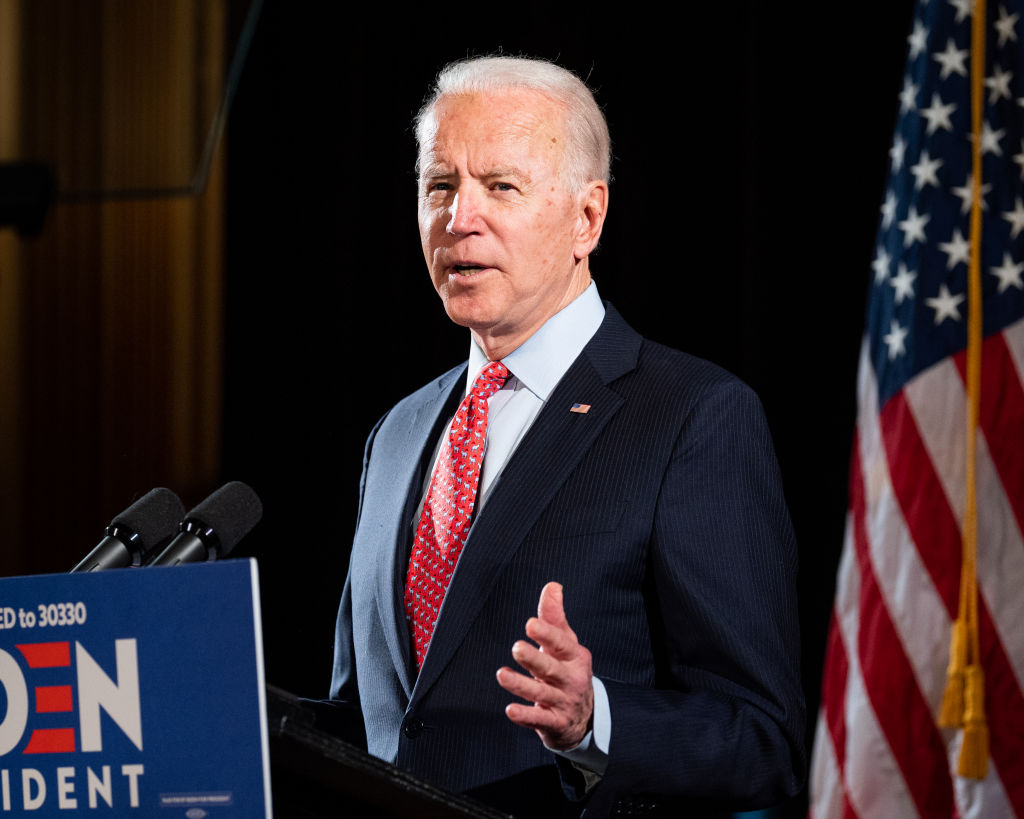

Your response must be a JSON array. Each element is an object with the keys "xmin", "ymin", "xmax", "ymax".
[
  {"xmin": 2, "ymin": 0, "xmax": 225, "ymax": 575},
  {"xmin": 0, "ymin": 0, "xmax": 25, "ymax": 573}
]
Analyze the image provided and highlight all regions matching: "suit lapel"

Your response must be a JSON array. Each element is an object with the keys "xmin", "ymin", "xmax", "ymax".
[
  {"xmin": 374, "ymin": 365, "xmax": 466, "ymax": 699},
  {"xmin": 412, "ymin": 306, "xmax": 641, "ymax": 700}
]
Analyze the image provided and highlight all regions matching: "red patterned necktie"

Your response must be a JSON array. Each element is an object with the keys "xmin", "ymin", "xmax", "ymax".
[{"xmin": 404, "ymin": 361, "xmax": 509, "ymax": 671}]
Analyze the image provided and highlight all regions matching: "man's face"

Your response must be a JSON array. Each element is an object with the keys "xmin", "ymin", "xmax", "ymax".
[{"xmin": 417, "ymin": 89, "xmax": 598, "ymax": 358}]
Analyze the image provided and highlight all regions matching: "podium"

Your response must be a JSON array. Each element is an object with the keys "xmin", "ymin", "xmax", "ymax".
[
  {"xmin": 267, "ymin": 685, "xmax": 509, "ymax": 818},
  {"xmin": 0, "ymin": 560, "xmax": 509, "ymax": 817}
]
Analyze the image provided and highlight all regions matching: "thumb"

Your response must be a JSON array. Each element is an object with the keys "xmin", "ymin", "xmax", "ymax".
[{"xmin": 537, "ymin": 581, "xmax": 566, "ymax": 626}]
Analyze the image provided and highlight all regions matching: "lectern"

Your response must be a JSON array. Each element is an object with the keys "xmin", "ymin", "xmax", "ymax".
[
  {"xmin": 267, "ymin": 685, "xmax": 510, "ymax": 818},
  {"xmin": 0, "ymin": 560, "xmax": 509, "ymax": 817}
]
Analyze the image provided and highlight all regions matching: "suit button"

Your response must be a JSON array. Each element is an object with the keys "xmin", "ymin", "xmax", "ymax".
[{"xmin": 402, "ymin": 716, "xmax": 424, "ymax": 739}]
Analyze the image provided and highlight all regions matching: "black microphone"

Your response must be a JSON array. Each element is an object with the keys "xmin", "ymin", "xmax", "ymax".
[
  {"xmin": 70, "ymin": 487, "xmax": 186, "ymax": 572},
  {"xmin": 149, "ymin": 481, "xmax": 263, "ymax": 567}
]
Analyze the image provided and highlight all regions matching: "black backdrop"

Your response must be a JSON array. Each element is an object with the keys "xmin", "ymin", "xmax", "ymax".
[{"xmin": 221, "ymin": 1, "xmax": 916, "ymax": 811}]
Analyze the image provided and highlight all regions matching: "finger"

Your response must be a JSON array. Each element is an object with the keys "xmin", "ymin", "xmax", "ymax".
[
  {"xmin": 504, "ymin": 700, "xmax": 593, "ymax": 750},
  {"xmin": 524, "ymin": 616, "xmax": 577, "ymax": 660},
  {"xmin": 495, "ymin": 666, "xmax": 565, "ymax": 706},
  {"xmin": 510, "ymin": 639, "xmax": 569, "ymax": 683},
  {"xmin": 537, "ymin": 581, "xmax": 568, "ymax": 628},
  {"xmin": 503, "ymin": 701, "xmax": 567, "ymax": 733}
]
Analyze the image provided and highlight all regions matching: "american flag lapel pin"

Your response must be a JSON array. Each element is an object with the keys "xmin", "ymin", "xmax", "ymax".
[{"xmin": 570, "ymin": 403, "xmax": 591, "ymax": 414}]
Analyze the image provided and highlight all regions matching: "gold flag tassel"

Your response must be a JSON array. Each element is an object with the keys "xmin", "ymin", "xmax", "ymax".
[
  {"xmin": 938, "ymin": 0, "xmax": 989, "ymax": 780},
  {"xmin": 938, "ymin": 617, "xmax": 966, "ymax": 725}
]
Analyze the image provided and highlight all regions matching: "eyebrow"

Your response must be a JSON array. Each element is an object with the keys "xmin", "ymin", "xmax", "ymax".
[
  {"xmin": 419, "ymin": 162, "xmax": 451, "ymax": 178},
  {"xmin": 419, "ymin": 165, "xmax": 533, "ymax": 185},
  {"xmin": 484, "ymin": 167, "xmax": 532, "ymax": 185}
]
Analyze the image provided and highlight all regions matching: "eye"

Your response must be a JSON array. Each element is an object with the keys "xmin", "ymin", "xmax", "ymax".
[
  {"xmin": 428, "ymin": 181, "xmax": 453, "ymax": 193},
  {"xmin": 492, "ymin": 182, "xmax": 517, "ymax": 192}
]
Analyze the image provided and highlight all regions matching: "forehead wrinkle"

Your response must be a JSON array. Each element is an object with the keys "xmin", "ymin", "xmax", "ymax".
[{"xmin": 419, "ymin": 90, "xmax": 568, "ymax": 186}]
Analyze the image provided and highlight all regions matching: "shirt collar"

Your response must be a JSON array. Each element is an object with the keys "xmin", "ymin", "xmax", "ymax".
[{"xmin": 466, "ymin": 281, "xmax": 605, "ymax": 401}]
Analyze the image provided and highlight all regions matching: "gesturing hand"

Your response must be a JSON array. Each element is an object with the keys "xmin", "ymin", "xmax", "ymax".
[{"xmin": 496, "ymin": 581, "xmax": 594, "ymax": 750}]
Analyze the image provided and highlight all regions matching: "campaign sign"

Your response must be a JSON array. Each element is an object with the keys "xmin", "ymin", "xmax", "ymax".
[{"xmin": 0, "ymin": 560, "xmax": 271, "ymax": 816}]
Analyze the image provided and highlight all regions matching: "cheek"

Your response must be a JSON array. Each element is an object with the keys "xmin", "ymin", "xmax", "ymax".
[
  {"xmin": 418, "ymin": 219, "xmax": 442, "ymax": 261},
  {"xmin": 418, "ymin": 199, "xmax": 445, "ymax": 235},
  {"xmin": 528, "ymin": 206, "xmax": 577, "ymax": 260}
]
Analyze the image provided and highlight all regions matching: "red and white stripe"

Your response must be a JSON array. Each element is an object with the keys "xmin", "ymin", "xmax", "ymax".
[{"xmin": 809, "ymin": 317, "xmax": 1024, "ymax": 819}]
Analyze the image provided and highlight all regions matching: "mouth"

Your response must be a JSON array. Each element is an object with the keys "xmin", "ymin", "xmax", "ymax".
[{"xmin": 451, "ymin": 263, "xmax": 490, "ymax": 277}]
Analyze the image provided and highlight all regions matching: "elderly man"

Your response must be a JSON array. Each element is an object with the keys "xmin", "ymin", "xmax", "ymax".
[{"xmin": 330, "ymin": 56, "xmax": 805, "ymax": 817}]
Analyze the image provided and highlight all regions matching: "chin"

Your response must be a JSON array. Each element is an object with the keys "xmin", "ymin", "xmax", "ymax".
[
  {"xmin": 443, "ymin": 307, "xmax": 496, "ymax": 334},
  {"xmin": 440, "ymin": 293, "xmax": 502, "ymax": 333}
]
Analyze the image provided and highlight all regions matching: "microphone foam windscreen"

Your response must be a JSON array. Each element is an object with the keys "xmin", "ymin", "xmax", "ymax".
[
  {"xmin": 112, "ymin": 487, "xmax": 186, "ymax": 547},
  {"xmin": 188, "ymin": 481, "xmax": 263, "ymax": 556}
]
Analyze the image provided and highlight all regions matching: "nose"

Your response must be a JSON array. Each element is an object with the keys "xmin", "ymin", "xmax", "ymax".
[{"xmin": 446, "ymin": 189, "xmax": 481, "ymax": 236}]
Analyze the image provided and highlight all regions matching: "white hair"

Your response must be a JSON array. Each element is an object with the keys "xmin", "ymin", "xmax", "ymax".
[{"xmin": 414, "ymin": 56, "xmax": 612, "ymax": 195}]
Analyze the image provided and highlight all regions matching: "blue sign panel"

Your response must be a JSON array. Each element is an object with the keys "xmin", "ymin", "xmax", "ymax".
[{"xmin": 0, "ymin": 560, "xmax": 271, "ymax": 816}]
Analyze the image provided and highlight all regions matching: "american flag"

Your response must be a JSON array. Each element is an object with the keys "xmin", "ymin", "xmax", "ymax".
[{"xmin": 808, "ymin": 1, "xmax": 1024, "ymax": 818}]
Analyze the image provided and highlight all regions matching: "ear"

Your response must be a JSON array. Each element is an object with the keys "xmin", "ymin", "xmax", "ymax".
[{"xmin": 572, "ymin": 180, "xmax": 609, "ymax": 261}]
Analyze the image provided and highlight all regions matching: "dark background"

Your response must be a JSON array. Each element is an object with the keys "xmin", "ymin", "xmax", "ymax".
[
  {"xmin": 0, "ymin": 0, "xmax": 925, "ymax": 812},
  {"xmin": 180, "ymin": 0, "xmax": 915, "ymax": 813}
]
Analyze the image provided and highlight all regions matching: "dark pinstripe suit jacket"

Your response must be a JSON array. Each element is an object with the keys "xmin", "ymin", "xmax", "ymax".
[{"xmin": 331, "ymin": 304, "xmax": 806, "ymax": 817}]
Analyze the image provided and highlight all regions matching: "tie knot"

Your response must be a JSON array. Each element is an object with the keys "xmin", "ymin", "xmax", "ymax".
[{"xmin": 471, "ymin": 361, "xmax": 509, "ymax": 402}]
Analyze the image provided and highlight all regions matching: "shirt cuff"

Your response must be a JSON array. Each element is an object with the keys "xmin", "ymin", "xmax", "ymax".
[{"xmin": 547, "ymin": 676, "xmax": 610, "ymax": 775}]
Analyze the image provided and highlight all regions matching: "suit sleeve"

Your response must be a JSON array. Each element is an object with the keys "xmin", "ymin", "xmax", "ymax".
[
  {"xmin": 596, "ymin": 378, "xmax": 806, "ymax": 811},
  {"xmin": 323, "ymin": 410, "xmax": 392, "ymax": 747}
]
